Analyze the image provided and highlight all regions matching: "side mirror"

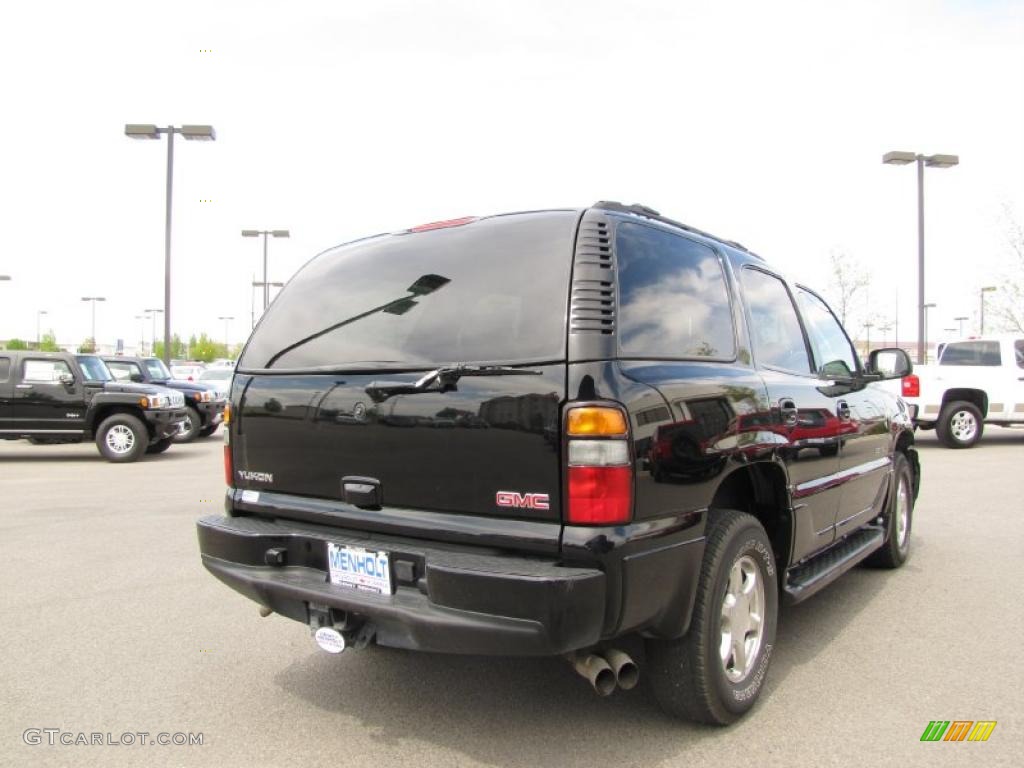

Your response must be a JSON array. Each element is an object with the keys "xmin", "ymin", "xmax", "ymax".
[
  {"xmin": 58, "ymin": 372, "xmax": 75, "ymax": 386},
  {"xmin": 129, "ymin": 373, "xmax": 144, "ymax": 383},
  {"xmin": 867, "ymin": 348, "xmax": 913, "ymax": 380}
]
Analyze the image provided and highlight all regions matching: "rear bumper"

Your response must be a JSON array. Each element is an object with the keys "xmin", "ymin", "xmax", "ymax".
[{"xmin": 197, "ymin": 514, "xmax": 607, "ymax": 655}]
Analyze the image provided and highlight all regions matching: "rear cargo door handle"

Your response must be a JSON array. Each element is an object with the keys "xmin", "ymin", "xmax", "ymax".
[
  {"xmin": 15, "ymin": 384, "xmax": 32, "ymax": 389},
  {"xmin": 779, "ymin": 398, "xmax": 798, "ymax": 427}
]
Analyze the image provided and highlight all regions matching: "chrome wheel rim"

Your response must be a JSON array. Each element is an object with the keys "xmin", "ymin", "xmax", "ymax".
[
  {"xmin": 896, "ymin": 474, "xmax": 910, "ymax": 549},
  {"xmin": 720, "ymin": 554, "xmax": 765, "ymax": 683},
  {"xmin": 105, "ymin": 424, "xmax": 135, "ymax": 454},
  {"xmin": 178, "ymin": 415, "xmax": 193, "ymax": 436},
  {"xmin": 949, "ymin": 410, "xmax": 977, "ymax": 442}
]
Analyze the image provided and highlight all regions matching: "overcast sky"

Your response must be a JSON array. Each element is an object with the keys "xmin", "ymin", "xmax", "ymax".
[{"xmin": 1, "ymin": 0, "xmax": 1021, "ymax": 350}]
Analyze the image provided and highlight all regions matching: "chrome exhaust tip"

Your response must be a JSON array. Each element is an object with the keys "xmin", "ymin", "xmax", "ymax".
[
  {"xmin": 569, "ymin": 653, "xmax": 617, "ymax": 697},
  {"xmin": 602, "ymin": 649, "xmax": 639, "ymax": 690}
]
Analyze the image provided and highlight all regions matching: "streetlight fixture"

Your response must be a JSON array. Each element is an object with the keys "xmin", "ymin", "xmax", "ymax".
[
  {"xmin": 125, "ymin": 123, "xmax": 216, "ymax": 366},
  {"xmin": 36, "ymin": 310, "xmax": 48, "ymax": 347},
  {"xmin": 145, "ymin": 308, "xmax": 163, "ymax": 357},
  {"xmin": 954, "ymin": 315, "xmax": 969, "ymax": 337},
  {"xmin": 217, "ymin": 315, "xmax": 234, "ymax": 352},
  {"xmin": 242, "ymin": 229, "xmax": 290, "ymax": 312},
  {"xmin": 979, "ymin": 286, "xmax": 997, "ymax": 335},
  {"xmin": 81, "ymin": 297, "xmax": 106, "ymax": 349},
  {"xmin": 923, "ymin": 302, "xmax": 937, "ymax": 361},
  {"xmin": 883, "ymin": 150, "xmax": 960, "ymax": 364}
]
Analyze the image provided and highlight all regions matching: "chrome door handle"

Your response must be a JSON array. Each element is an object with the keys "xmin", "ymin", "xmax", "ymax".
[
  {"xmin": 15, "ymin": 384, "xmax": 32, "ymax": 389},
  {"xmin": 779, "ymin": 398, "xmax": 798, "ymax": 428}
]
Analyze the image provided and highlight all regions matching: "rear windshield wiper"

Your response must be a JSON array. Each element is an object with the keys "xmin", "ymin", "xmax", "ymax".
[{"xmin": 365, "ymin": 364, "xmax": 542, "ymax": 403}]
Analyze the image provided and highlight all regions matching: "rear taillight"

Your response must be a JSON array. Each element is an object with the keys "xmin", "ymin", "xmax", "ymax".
[
  {"xmin": 901, "ymin": 374, "xmax": 920, "ymax": 398},
  {"xmin": 565, "ymin": 405, "xmax": 632, "ymax": 525},
  {"xmin": 223, "ymin": 404, "xmax": 233, "ymax": 486}
]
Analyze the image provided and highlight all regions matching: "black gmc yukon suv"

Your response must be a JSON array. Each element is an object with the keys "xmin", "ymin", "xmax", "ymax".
[
  {"xmin": 197, "ymin": 203, "xmax": 919, "ymax": 724},
  {"xmin": 0, "ymin": 351, "xmax": 186, "ymax": 461}
]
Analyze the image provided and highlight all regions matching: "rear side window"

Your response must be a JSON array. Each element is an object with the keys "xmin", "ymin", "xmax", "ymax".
[
  {"xmin": 615, "ymin": 222, "xmax": 735, "ymax": 359},
  {"xmin": 1015, "ymin": 340, "xmax": 1024, "ymax": 369},
  {"xmin": 940, "ymin": 341, "xmax": 1001, "ymax": 366},
  {"xmin": 0, "ymin": 357, "xmax": 10, "ymax": 382},
  {"xmin": 741, "ymin": 268, "xmax": 811, "ymax": 374},
  {"xmin": 241, "ymin": 212, "xmax": 578, "ymax": 370}
]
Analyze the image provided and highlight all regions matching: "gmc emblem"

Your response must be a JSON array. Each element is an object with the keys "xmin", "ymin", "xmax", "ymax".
[{"xmin": 496, "ymin": 491, "xmax": 550, "ymax": 510}]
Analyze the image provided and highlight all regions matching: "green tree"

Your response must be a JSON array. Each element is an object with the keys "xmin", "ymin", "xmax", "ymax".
[
  {"xmin": 190, "ymin": 333, "xmax": 228, "ymax": 362},
  {"xmin": 39, "ymin": 330, "xmax": 60, "ymax": 352},
  {"xmin": 78, "ymin": 338, "xmax": 96, "ymax": 353},
  {"xmin": 5, "ymin": 338, "xmax": 29, "ymax": 350},
  {"xmin": 153, "ymin": 334, "xmax": 186, "ymax": 360}
]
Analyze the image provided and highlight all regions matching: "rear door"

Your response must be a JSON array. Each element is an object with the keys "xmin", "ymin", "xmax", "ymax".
[
  {"xmin": 1013, "ymin": 340, "xmax": 1024, "ymax": 421},
  {"xmin": 740, "ymin": 267, "xmax": 844, "ymax": 562},
  {"xmin": 233, "ymin": 210, "xmax": 579, "ymax": 523},
  {"xmin": 13, "ymin": 357, "xmax": 85, "ymax": 432},
  {"xmin": 938, "ymin": 340, "xmax": 1007, "ymax": 418}
]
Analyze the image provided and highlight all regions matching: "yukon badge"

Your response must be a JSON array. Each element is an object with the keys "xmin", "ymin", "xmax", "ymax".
[
  {"xmin": 496, "ymin": 490, "xmax": 550, "ymax": 510},
  {"xmin": 238, "ymin": 470, "xmax": 274, "ymax": 483}
]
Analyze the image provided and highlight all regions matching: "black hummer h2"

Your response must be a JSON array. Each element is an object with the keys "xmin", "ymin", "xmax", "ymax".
[
  {"xmin": 102, "ymin": 356, "xmax": 225, "ymax": 442},
  {"xmin": 196, "ymin": 203, "xmax": 919, "ymax": 724},
  {"xmin": 0, "ymin": 351, "xmax": 186, "ymax": 461}
]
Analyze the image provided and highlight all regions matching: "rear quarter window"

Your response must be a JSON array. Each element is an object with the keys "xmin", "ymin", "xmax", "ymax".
[
  {"xmin": 615, "ymin": 221, "xmax": 736, "ymax": 359},
  {"xmin": 0, "ymin": 357, "xmax": 10, "ymax": 382},
  {"xmin": 240, "ymin": 211, "xmax": 578, "ymax": 370},
  {"xmin": 939, "ymin": 341, "xmax": 1002, "ymax": 366}
]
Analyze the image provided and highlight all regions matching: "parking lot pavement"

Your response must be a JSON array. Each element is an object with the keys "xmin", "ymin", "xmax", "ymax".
[{"xmin": 1, "ymin": 429, "xmax": 1021, "ymax": 768}]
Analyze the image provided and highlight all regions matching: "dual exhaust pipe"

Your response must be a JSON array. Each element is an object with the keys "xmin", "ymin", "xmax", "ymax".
[{"xmin": 569, "ymin": 649, "xmax": 639, "ymax": 696}]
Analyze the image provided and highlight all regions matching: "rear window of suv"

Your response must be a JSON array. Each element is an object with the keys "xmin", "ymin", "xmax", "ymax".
[
  {"xmin": 240, "ymin": 211, "xmax": 578, "ymax": 371},
  {"xmin": 615, "ymin": 221, "xmax": 735, "ymax": 360}
]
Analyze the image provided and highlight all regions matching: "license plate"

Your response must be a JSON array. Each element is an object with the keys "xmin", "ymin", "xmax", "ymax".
[{"xmin": 326, "ymin": 543, "xmax": 392, "ymax": 595}]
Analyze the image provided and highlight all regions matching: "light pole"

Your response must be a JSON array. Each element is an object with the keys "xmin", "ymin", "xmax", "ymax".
[
  {"xmin": 954, "ymin": 315, "xmax": 968, "ymax": 337},
  {"xmin": 37, "ymin": 310, "xmax": 48, "ymax": 347},
  {"xmin": 125, "ymin": 123, "xmax": 216, "ymax": 366},
  {"xmin": 882, "ymin": 150, "xmax": 959, "ymax": 364},
  {"xmin": 134, "ymin": 314, "xmax": 146, "ymax": 355},
  {"xmin": 145, "ymin": 308, "xmax": 163, "ymax": 357},
  {"xmin": 217, "ymin": 315, "xmax": 234, "ymax": 353},
  {"xmin": 979, "ymin": 286, "xmax": 997, "ymax": 335},
  {"xmin": 863, "ymin": 321, "xmax": 874, "ymax": 356},
  {"xmin": 81, "ymin": 297, "xmax": 106, "ymax": 350},
  {"xmin": 242, "ymin": 230, "xmax": 290, "ymax": 312},
  {"xmin": 923, "ymin": 302, "xmax": 936, "ymax": 362},
  {"xmin": 251, "ymin": 280, "xmax": 284, "ymax": 328}
]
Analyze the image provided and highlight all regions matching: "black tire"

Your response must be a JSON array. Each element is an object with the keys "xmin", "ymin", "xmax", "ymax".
[
  {"xmin": 95, "ymin": 413, "xmax": 148, "ymax": 463},
  {"xmin": 647, "ymin": 510, "xmax": 778, "ymax": 725},
  {"xmin": 198, "ymin": 424, "xmax": 219, "ymax": 438},
  {"xmin": 146, "ymin": 437, "xmax": 174, "ymax": 455},
  {"xmin": 173, "ymin": 405, "xmax": 203, "ymax": 443},
  {"xmin": 865, "ymin": 453, "xmax": 914, "ymax": 568},
  {"xmin": 935, "ymin": 400, "xmax": 983, "ymax": 448}
]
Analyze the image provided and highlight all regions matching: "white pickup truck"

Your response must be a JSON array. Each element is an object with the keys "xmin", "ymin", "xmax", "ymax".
[{"xmin": 894, "ymin": 335, "xmax": 1024, "ymax": 447}]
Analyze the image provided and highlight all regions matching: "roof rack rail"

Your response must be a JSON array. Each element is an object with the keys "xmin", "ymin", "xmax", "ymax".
[{"xmin": 592, "ymin": 201, "xmax": 762, "ymax": 259}]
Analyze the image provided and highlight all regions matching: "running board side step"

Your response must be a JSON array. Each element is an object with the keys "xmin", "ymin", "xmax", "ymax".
[{"xmin": 783, "ymin": 526, "xmax": 885, "ymax": 605}]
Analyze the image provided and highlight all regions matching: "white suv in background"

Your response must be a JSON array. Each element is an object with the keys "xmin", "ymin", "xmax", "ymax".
[{"xmin": 898, "ymin": 335, "xmax": 1024, "ymax": 447}]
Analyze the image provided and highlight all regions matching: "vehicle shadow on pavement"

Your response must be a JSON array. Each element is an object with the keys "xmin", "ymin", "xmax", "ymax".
[
  {"xmin": 273, "ymin": 565, "xmax": 890, "ymax": 765},
  {"xmin": 0, "ymin": 451, "xmax": 191, "ymax": 463}
]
